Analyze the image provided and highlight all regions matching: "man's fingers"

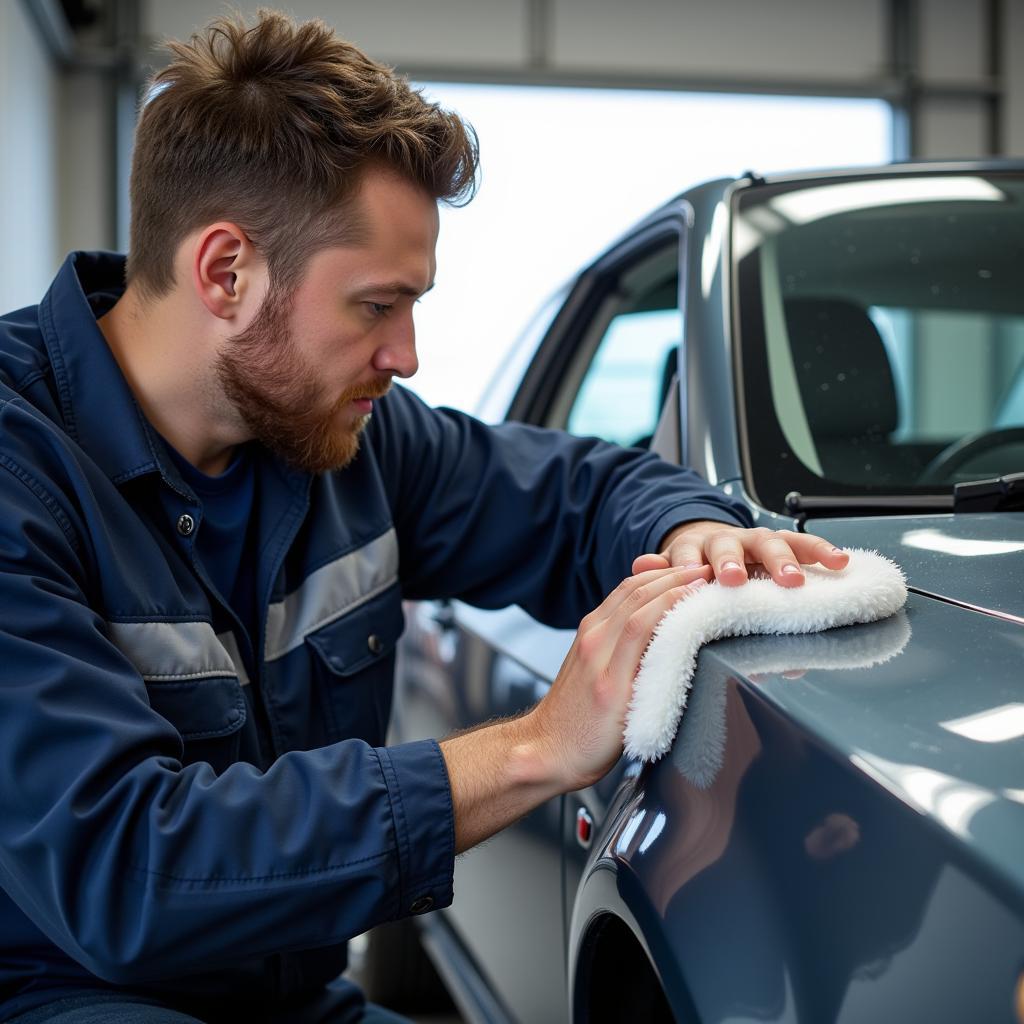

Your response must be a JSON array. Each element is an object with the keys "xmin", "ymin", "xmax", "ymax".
[
  {"xmin": 614, "ymin": 567, "xmax": 710, "ymax": 627},
  {"xmin": 631, "ymin": 552, "xmax": 670, "ymax": 574},
  {"xmin": 790, "ymin": 532, "xmax": 849, "ymax": 570},
  {"xmin": 665, "ymin": 543, "xmax": 706, "ymax": 571},
  {"xmin": 740, "ymin": 530, "xmax": 849, "ymax": 586},
  {"xmin": 704, "ymin": 531, "xmax": 750, "ymax": 586},
  {"xmin": 548, "ymin": 570, "xmax": 711, "ymax": 786},
  {"xmin": 658, "ymin": 522, "xmax": 850, "ymax": 589},
  {"xmin": 748, "ymin": 532, "xmax": 807, "ymax": 586},
  {"xmin": 607, "ymin": 578, "xmax": 707, "ymax": 683},
  {"xmin": 581, "ymin": 566, "xmax": 709, "ymax": 670},
  {"xmin": 588, "ymin": 565, "xmax": 711, "ymax": 629},
  {"xmin": 698, "ymin": 527, "xmax": 850, "ymax": 587}
]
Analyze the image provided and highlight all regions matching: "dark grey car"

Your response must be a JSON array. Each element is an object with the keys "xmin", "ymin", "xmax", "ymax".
[{"xmin": 379, "ymin": 162, "xmax": 1024, "ymax": 1023}]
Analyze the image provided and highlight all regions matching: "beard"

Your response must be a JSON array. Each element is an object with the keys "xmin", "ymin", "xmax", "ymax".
[{"xmin": 215, "ymin": 289, "xmax": 390, "ymax": 474}]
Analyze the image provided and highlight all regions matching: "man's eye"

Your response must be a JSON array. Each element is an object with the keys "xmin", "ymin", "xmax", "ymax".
[{"xmin": 367, "ymin": 302, "xmax": 392, "ymax": 317}]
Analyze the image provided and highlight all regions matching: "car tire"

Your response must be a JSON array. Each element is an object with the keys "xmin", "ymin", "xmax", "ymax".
[{"xmin": 361, "ymin": 918, "xmax": 456, "ymax": 1013}]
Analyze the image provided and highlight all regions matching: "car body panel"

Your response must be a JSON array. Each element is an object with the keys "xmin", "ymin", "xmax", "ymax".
[
  {"xmin": 810, "ymin": 511, "xmax": 1024, "ymax": 620},
  {"xmin": 593, "ymin": 659, "xmax": 1024, "ymax": 1024}
]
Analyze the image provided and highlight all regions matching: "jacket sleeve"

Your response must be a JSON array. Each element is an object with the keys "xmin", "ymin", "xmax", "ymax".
[
  {"xmin": 369, "ymin": 386, "xmax": 753, "ymax": 627},
  {"xmin": 0, "ymin": 439, "xmax": 453, "ymax": 984}
]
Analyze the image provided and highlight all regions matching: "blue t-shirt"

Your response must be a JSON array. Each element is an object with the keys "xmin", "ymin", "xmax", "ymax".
[{"xmin": 166, "ymin": 442, "xmax": 259, "ymax": 668}]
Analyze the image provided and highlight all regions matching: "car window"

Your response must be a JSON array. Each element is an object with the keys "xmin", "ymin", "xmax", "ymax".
[
  {"xmin": 735, "ymin": 172, "xmax": 1024, "ymax": 507},
  {"xmin": 550, "ymin": 241, "xmax": 681, "ymax": 448},
  {"xmin": 566, "ymin": 308, "xmax": 680, "ymax": 446}
]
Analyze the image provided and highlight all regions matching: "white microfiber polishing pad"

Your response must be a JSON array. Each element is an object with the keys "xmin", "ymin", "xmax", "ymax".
[
  {"xmin": 624, "ymin": 548, "xmax": 907, "ymax": 762},
  {"xmin": 670, "ymin": 612, "xmax": 911, "ymax": 789}
]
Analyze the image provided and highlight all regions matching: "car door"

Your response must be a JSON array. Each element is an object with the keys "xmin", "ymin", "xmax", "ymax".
[
  {"xmin": 513, "ymin": 211, "xmax": 693, "ymax": 967},
  {"xmin": 394, "ymin": 206, "xmax": 691, "ymax": 1023}
]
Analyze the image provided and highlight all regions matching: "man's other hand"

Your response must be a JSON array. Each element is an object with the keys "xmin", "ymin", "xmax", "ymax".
[
  {"xmin": 631, "ymin": 520, "xmax": 849, "ymax": 587},
  {"xmin": 529, "ymin": 564, "xmax": 710, "ymax": 792}
]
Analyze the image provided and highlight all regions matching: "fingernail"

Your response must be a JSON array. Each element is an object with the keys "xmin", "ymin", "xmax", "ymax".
[
  {"xmin": 689, "ymin": 577, "xmax": 708, "ymax": 589},
  {"xmin": 831, "ymin": 546, "xmax": 845, "ymax": 554},
  {"xmin": 782, "ymin": 563, "xmax": 802, "ymax": 575},
  {"xmin": 721, "ymin": 561, "xmax": 742, "ymax": 572}
]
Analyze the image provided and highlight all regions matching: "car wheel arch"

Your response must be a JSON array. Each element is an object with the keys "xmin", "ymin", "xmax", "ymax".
[{"xmin": 569, "ymin": 861, "xmax": 701, "ymax": 1024}]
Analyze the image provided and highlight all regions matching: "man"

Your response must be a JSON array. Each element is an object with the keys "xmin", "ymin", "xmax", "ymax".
[{"xmin": 0, "ymin": 11, "xmax": 848, "ymax": 1023}]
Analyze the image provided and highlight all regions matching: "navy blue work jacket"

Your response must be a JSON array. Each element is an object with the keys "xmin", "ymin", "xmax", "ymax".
[{"xmin": 0, "ymin": 252, "xmax": 751, "ymax": 1017}]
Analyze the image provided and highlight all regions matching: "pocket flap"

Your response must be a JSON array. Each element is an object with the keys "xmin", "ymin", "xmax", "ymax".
[
  {"xmin": 306, "ymin": 589, "xmax": 405, "ymax": 676},
  {"xmin": 146, "ymin": 676, "xmax": 247, "ymax": 740}
]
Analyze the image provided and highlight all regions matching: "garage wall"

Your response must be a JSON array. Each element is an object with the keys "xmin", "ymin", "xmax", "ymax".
[
  {"xmin": 58, "ymin": 69, "xmax": 113, "ymax": 268},
  {"xmin": 917, "ymin": 0, "xmax": 996, "ymax": 157},
  {"xmin": 144, "ymin": 0, "xmax": 533, "ymax": 70},
  {"xmin": 0, "ymin": 0, "xmax": 60, "ymax": 315},
  {"xmin": 142, "ymin": 0, "xmax": 889, "ymax": 83},
  {"xmin": 4, "ymin": 0, "xmax": 1022, "ymax": 312},
  {"xmin": 1007, "ymin": 0, "xmax": 1024, "ymax": 154},
  {"xmin": 549, "ymin": 0, "xmax": 885, "ymax": 81},
  {"xmin": 135, "ymin": 0, "xmax": 1021, "ymax": 163}
]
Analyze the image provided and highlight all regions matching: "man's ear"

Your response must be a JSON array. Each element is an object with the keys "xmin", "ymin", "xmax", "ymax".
[{"xmin": 191, "ymin": 223, "xmax": 264, "ymax": 321}]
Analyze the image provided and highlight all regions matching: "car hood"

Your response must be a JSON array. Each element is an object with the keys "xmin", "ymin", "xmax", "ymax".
[
  {"xmin": 658, "ymin": 513, "xmax": 1024, "ymax": 900},
  {"xmin": 804, "ymin": 511, "xmax": 1024, "ymax": 622}
]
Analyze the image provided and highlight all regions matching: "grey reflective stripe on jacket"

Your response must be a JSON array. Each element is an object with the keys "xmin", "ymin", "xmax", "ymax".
[
  {"xmin": 107, "ymin": 620, "xmax": 247, "ymax": 684},
  {"xmin": 265, "ymin": 529, "xmax": 399, "ymax": 662},
  {"xmin": 105, "ymin": 528, "xmax": 399, "ymax": 685}
]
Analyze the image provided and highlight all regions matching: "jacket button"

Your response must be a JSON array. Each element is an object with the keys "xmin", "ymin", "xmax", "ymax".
[
  {"xmin": 367, "ymin": 633, "xmax": 383, "ymax": 654},
  {"xmin": 176, "ymin": 513, "xmax": 195, "ymax": 537},
  {"xmin": 410, "ymin": 896, "xmax": 434, "ymax": 914}
]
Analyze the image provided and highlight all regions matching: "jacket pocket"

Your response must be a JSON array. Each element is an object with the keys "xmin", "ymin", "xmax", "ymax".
[
  {"xmin": 108, "ymin": 619, "xmax": 248, "ymax": 769},
  {"xmin": 305, "ymin": 588, "xmax": 405, "ymax": 745},
  {"xmin": 146, "ymin": 676, "xmax": 246, "ymax": 771}
]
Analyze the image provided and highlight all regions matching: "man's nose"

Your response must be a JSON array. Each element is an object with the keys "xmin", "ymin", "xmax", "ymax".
[{"xmin": 373, "ymin": 317, "xmax": 418, "ymax": 379}]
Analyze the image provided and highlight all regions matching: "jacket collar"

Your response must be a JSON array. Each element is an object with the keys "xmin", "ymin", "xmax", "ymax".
[
  {"xmin": 39, "ymin": 251, "xmax": 167, "ymax": 487},
  {"xmin": 37, "ymin": 251, "xmax": 312, "ymax": 500}
]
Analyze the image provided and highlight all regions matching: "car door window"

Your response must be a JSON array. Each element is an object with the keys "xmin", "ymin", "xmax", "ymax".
[
  {"xmin": 550, "ymin": 241, "xmax": 682, "ymax": 449},
  {"xmin": 567, "ymin": 308, "xmax": 680, "ymax": 447}
]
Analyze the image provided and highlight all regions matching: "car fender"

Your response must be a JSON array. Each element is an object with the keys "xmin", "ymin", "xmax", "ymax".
[{"xmin": 567, "ymin": 786, "xmax": 710, "ymax": 1024}]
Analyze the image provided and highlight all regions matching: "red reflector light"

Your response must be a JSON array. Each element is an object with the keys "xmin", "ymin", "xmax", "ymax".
[{"xmin": 576, "ymin": 807, "xmax": 593, "ymax": 846}]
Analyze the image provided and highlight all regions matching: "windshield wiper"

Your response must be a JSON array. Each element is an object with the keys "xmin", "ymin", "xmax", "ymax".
[
  {"xmin": 953, "ymin": 472, "xmax": 1024, "ymax": 513},
  {"xmin": 785, "ymin": 472, "xmax": 1024, "ymax": 523},
  {"xmin": 785, "ymin": 492, "xmax": 953, "ymax": 526}
]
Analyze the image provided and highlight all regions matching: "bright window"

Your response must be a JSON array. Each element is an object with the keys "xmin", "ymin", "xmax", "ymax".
[{"xmin": 408, "ymin": 83, "xmax": 891, "ymax": 412}]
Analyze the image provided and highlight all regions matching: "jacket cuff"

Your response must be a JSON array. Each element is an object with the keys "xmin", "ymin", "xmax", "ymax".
[
  {"xmin": 375, "ymin": 738, "xmax": 455, "ymax": 919},
  {"xmin": 644, "ymin": 501, "xmax": 752, "ymax": 556}
]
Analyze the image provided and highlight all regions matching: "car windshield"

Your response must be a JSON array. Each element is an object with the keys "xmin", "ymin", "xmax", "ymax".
[{"xmin": 734, "ymin": 171, "xmax": 1024, "ymax": 512}]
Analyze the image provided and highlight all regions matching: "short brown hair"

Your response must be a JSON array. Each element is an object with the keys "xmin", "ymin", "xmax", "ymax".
[{"xmin": 127, "ymin": 9, "xmax": 478, "ymax": 298}]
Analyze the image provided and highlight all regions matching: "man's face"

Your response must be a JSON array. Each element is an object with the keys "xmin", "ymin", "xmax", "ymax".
[{"xmin": 216, "ymin": 171, "xmax": 438, "ymax": 473}]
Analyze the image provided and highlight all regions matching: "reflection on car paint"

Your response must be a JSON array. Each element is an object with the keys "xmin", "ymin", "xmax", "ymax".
[
  {"xmin": 671, "ymin": 669, "xmax": 730, "ymax": 790},
  {"xmin": 940, "ymin": 703, "xmax": 1024, "ymax": 743},
  {"xmin": 852, "ymin": 754, "xmax": 999, "ymax": 841},
  {"xmin": 614, "ymin": 808, "xmax": 648, "ymax": 856},
  {"xmin": 901, "ymin": 527, "xmax": 1024, "ymax": 557},
  {"xmin": 637, "ymin": 811, "xmax": 667, "ymax": 855}
]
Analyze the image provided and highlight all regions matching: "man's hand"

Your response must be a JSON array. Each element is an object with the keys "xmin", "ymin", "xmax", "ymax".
[
  {"xmin": 440, "ymin": 564, "xmax": 709, "ymax": 851},
  {"xmin": 631, "ymin": 520, "xmax": 849, "ymax": 587},
  {"xmin": 528, "ymin": 563, "xmax": 711, "ymax": 791}
]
